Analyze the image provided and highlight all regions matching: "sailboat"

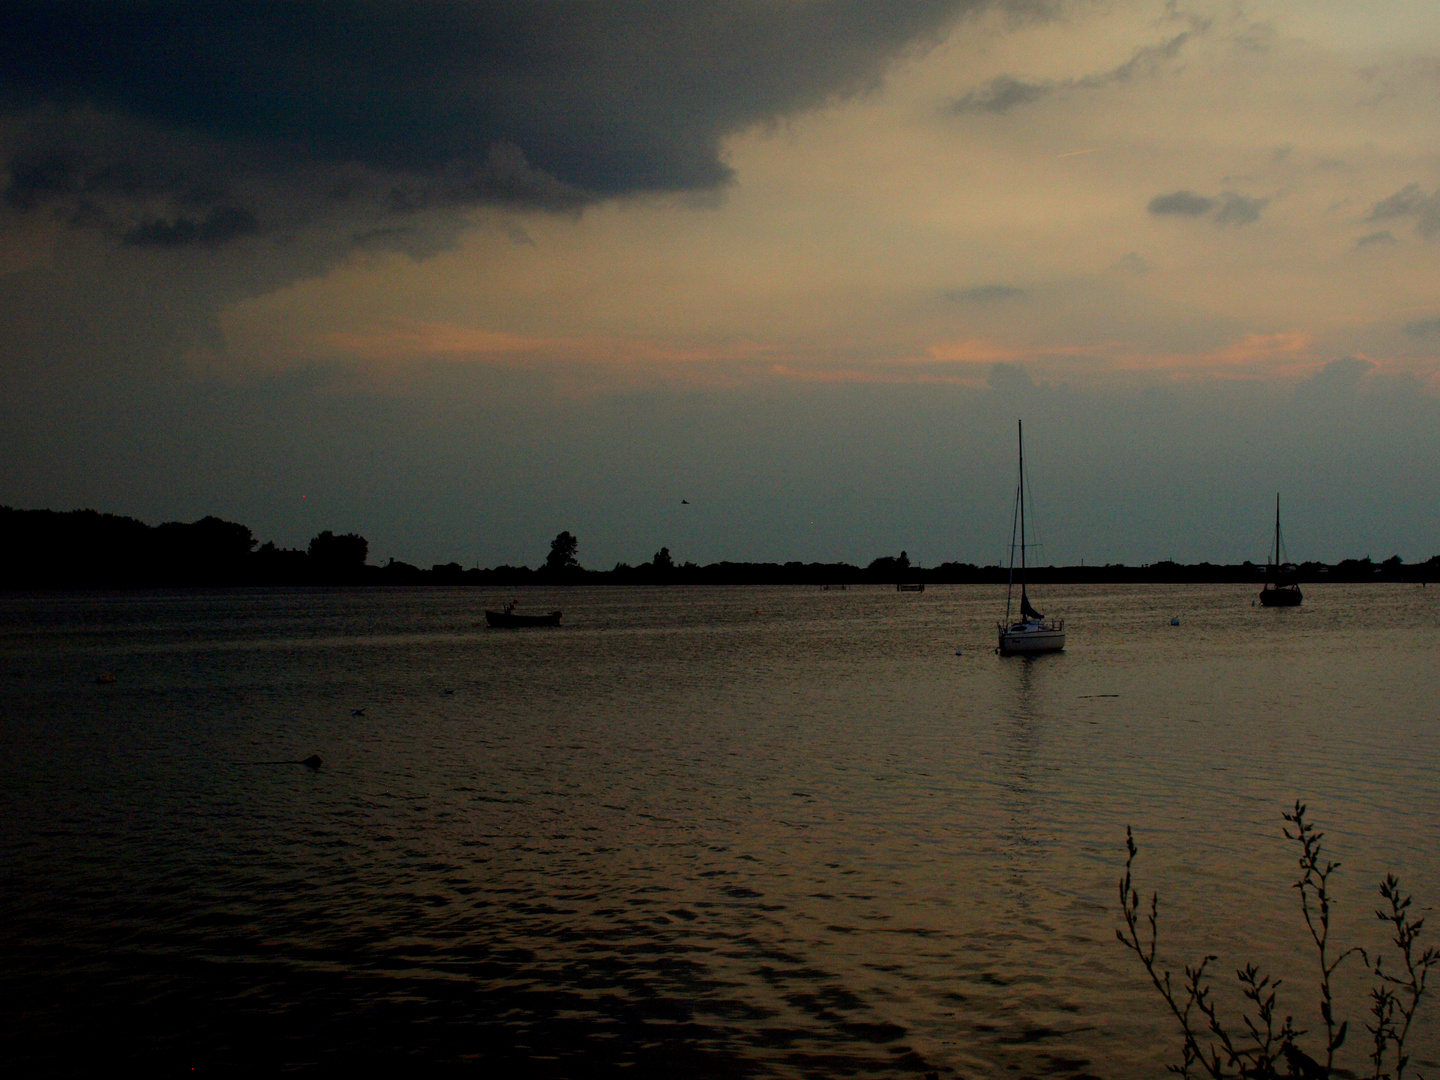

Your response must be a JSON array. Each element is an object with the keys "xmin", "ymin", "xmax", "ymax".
[
  {"xmin": 1258, "ymin": 493, "xmax": 1303, "ymax": 607},
  {"xmin": 997, "ymin": 420, "xmax": 1066, "ymax": 654}
]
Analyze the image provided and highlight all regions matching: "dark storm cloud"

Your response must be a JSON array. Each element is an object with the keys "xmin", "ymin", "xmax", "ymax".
[
  {"xmin": 1355, "ymin": 229, "xmax": 1398, "ymax": 248},
  {"xmin": 1148, "ymin": 190, "xmax": 1214, "ymax": 216},
  {"xmin": 123, "ymin": 205, "xmax": 260, "ymax": 248},
  {"xmin": 1403, "ymin": 317, "xmax": 1440, "ymax": 338},
  {"xmin": 1230, "ymin": 20, "xmax": 1277, "ymax": 53},
  {"xmin": 1212, "ymin": 192, "xmax": 1266, "ymax": 227},
  {"xmin": 1368, "ymin": 184, "xmax": 1428, "ymax": 220},
  {"xmin": 948, "ymin": 29, "xmax": 1193, "ymax": 113},
  {"xmin": 1367, "ymin": 183, "xmax": 1440, "ymax": 238},
  {"xmin": 0, "ymin": 1, "xmax": 1018, "ymax": 387},
  {"xmin": 943, "ymin": 284, "xmax": 1025, "ymax": 303},
  {"xmin": 1147, "ymin": 189, "xmax": 1265, "ymax": 226},
  {"xmin": 2, "ymin": 0, "xmax": 992, "ymax": 238},
  {"xmin": 1096, "ymin": 30, "xmax": 1194, "ymax": 85},
  {"xmin": 950, "ymin": 75, "xmax": 1051, "ymax": 114}
]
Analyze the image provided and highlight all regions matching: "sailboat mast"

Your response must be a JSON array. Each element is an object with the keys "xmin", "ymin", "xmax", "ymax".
[
  {"xmin": 1273, "ymin": 492, "xmax": 1281, "ymax": 567},
  {"xmin": 1018, "ymin": 420, "xmax": 1027, "ymax": 587},
  {"xmin": 1005, "ymin": 483, "xmax": 1018, "ymax": 624}
]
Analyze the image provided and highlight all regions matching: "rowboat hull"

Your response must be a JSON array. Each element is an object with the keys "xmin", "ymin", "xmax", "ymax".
[{"xmin": 485, "ymin": 610, "xmax": 562, "ymax": 628}]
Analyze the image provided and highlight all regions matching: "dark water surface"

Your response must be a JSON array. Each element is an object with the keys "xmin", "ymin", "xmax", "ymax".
[{"xmin": 3, "ymin": 584, "xmax": 1438, "ymax": 1077}]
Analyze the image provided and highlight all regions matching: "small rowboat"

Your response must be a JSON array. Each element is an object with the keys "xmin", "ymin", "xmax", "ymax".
[{"xmin": 484, "ymin": 608, "xmax": 562, "ymax": 628}]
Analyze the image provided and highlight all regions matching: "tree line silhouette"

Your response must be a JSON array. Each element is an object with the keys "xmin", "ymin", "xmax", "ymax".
[
  {"xmin": 2, "ymin": 506, "xmax": 1436, "ymax": 589},
  {"xmin": 0, "ymin": 508, "xmax": 368, "ymax": 588}
]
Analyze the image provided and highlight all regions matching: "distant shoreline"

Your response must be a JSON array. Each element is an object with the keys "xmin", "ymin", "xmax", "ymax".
[{"xmin": 4, "ymin": 505, "xmax": 1435, "ymax": 590}]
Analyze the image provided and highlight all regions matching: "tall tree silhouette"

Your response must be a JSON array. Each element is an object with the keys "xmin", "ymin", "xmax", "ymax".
[
  {"xmin": 546, "ymin": 531, "xmax": 579, "ymax": 574},
  {"xmin": 308, "ymin": 530, "xmax": 368, "ymax": 580}
]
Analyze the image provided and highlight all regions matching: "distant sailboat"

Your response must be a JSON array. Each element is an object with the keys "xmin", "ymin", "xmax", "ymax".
[
  {"xmin": 997, "ymin": 420, "xmax": 1066, "ymax": 654},
  {"xmin": 1258, "ymin": 493, "xmax": 1303, "ymax": 607}
]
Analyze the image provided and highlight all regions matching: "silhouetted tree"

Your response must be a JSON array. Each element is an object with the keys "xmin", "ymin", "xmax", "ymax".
[
  {"xmin": 866, "ymin": 550, "xmax": 911, "ymax": 581},
  {"xmin": 379, "ymin": 557, "xmax": 421, "ymax": 582},
  {"xmin": 546, "ymin": 531, "xmax": 579, "ymax": 574},
  {"xmin": 652, "ymin": 546, "xmax": 673, "ymax": 571},
  {"xmin": 254, "ymin": 540, "xmax": 309, "ymax": 584},
  {"xmin": 308, "ymin": 530, "xmax": 368, "ymax": 580},
  {"xmin": 154, "ymin": 515, "xmax": 256, "ymax": 583},
  {"xmin": 0, "ymin": 506, "xmax": 150, "ymax": 587},
  {"xmin": 1335, "ymin": 556, "xmax": 1376, "ymax": 581}
]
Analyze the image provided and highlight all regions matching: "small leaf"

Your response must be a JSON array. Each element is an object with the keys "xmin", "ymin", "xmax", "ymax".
[{"xmin": 1329, "ymin": 1019, "xmax": 1346, "ymax": 1052}]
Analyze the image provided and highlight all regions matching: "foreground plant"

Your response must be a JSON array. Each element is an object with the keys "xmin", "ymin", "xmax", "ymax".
[{"xmin": 1117, "ymin": 802, "xmax": 1437, "ymax": 1079}]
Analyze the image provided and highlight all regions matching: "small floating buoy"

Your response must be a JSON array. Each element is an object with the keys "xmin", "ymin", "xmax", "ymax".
[
  {"xmin": 1170, "ymin": 616, "xmax": 1180, "ymax": 626},
  {"xmin": 955, "ymin": 647, "xmax": 963, "ymax": 656},
  {"xmin": 351, "ymin": 708, "xmax": 366, "ymax": 717},
  {"xmin": 300, "ymin": 754, "xmax": 322, "ymax": 770}
]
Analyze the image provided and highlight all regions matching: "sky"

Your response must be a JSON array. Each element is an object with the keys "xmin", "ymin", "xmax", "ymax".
[{"xmin": 2, "ymin": 0, "xmax": 1438, "ymax": 569}]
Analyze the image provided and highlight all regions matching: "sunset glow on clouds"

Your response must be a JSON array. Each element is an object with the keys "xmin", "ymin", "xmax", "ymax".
[{"xmin": 3, "ymin": 1, "xmax": 1439, "ymax": 565}]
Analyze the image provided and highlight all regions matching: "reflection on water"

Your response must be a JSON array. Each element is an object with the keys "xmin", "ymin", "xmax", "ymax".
[
  {"xmin": 1000, "ymin": 657, "xmax": 1043, "ymax": 900},
  {"xmin": 1, "ymin": 584, "xmax": 1438, "ymax": 1076}
]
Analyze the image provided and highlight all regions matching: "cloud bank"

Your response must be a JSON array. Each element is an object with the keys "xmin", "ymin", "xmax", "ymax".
[
  {"xmin": 6, "ymin": 358, "xmax": 1436, "ymax": 568},
  {"xmin": 0, "ymin": 1, "xmax": 1009, "ymax": 386},
  {"xmin": 3, "ymin": 0, "xmax": 994, "ymax": 242}
]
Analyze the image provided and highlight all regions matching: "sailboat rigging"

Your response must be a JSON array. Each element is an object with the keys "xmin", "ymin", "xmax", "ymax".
[
  {"xmin": 1258, "ymin": 493, "xmax": 1303, "ymax": 607},
  {"xmin": 997, "ymin": 420, "xmax": 1066, "ymax": 654}
]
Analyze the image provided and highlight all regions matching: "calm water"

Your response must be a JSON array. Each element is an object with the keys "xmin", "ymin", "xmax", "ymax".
[{"xmin": 2, "ymin": 584, "xmax": 1438, "ymax": 1077}]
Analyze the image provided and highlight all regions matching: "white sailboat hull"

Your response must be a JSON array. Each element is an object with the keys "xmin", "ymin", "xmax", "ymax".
[{"xmin": 997, "ymin": 621, "xmax": 1066, "ymax": 655}]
